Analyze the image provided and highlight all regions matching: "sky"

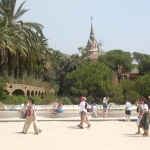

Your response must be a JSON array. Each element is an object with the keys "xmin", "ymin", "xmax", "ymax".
[{"xmin": 16, "ymin": 0, "xmax": 150, "ymax": 55}]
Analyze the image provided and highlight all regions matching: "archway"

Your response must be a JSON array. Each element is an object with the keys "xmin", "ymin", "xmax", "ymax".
[
  {"xmin": 12, "ymin": 89, "xmax": 25, "ymax": 96},
  {"xmin": 31, "ymin": 91, "xmax": 34, "ymax": 96},
  {"xmin": 27, "ymin": 90, "xmax": 30, "ymax": 96}
]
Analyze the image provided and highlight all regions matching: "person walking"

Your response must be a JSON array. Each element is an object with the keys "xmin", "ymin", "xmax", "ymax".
[
  {"xmin": 22, "ymin": 97, "xmax": 42, "ymax": 134},
  {"xmin": 139, "ymin": 97, "xmax": 149, "ymax": 137},
  {"xmin": 135, "ymin": 98, "xmax": 143, "ymax": 134},
  {"xmin": 78, "ymin": 96, "xmax": 90, "ymax": 129},
  {"xmin": 102, "ymin": 94, "xmax": 109, "ymax": 118},
  {"xmin": 125, "ymin": 100, "xmax": 131, "ymax": 121}
]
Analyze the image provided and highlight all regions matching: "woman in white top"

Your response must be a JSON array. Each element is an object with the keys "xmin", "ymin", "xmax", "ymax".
[
  {"xmin": 92, "ymin": 102, "xmax": 98, "ymax": 118},
  {"xmin": 139, "ymin": 97, "xmax": 149, "ymax": 137},
  {"xmin": 135, "ymin": 99, "xmax": 143, "ymax": 134},
  {"xmin": 102, "ymin": 94, "xmax": 109, "ymax": 118},
  {"xmin": 78, "ymin": 96, "xmax": 90, "ymax": 129},
  {"xmin": 22, "ymin": 97, "xmax": 42, "ymax": 134}
]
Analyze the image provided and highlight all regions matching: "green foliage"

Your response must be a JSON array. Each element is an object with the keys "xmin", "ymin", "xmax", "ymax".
[
  {"xmin": 57, "ymin": 97, "xmax": 73, "ymax": 105},
  {"xmin": 124, "ymin": 91, "xmax": 140, "ymax": 104},
  {"xmin": 132, "ymin": 52, "xmax": 150, "ymax": 76},
  {"xmin": 98, "ymin": 49, "xmax": 133, "ymax": 82},
  {"xmin": 58, "ymin": 54, "xmax": 88, "ymax": 95},
  {"xmin": 41, "ymin": 94, "xmax": 56, "ymax": 105},
  {"xmin": 109, "ymin": 83, "xmax": 124, "ymax": 104},
  {"xmin": 2, "ymin": 95, "xmax": 27, "ymax": 105},
  {"xmin": 120, "ymin": 79, "xmax": 135, "ymax": 95},
  {"xmin": 135, "ymin": 74, "xmax": 150, "ymax": 98},
  {"xmin": 0, "ymin": 82, "xmax": 7, "ymax": 100},
  {"xmin": 86, "ymin": 95, "xmax": 95, "ymax": 104},
  {"xmin": 63, "ymin": 62, "xmax": 114, "ymax": 104}
]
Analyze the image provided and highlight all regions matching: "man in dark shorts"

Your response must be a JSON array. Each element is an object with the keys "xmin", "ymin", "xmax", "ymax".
[{"xmin": 125, "ymin": 100, "xmax": 131, "ymax": 121}]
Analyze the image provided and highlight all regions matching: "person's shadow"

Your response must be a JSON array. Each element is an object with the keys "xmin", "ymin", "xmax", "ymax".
[
  {"xmin": 67, "ymin": 126, "xmax": 89, "ymax": 129},
  {"xmin": 123, "ymin": 133, "xmax": 143, "ymax": 137}
]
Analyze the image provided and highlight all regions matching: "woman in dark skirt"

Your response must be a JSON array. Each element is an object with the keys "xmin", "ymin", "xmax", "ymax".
[{"xmin": 140, "ymin": 97, "xmax": 149, "ymax": 137}]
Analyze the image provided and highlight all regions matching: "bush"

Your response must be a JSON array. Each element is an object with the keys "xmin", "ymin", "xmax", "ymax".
[
  {"xmin": 2, "ymin": 95, "xmax": 27, "ymax": 105},
  {"xmin": 41, "ymin": 94, "xmax": 56, "ymax": 105},
  {"xmin": 57, "ymin": 97, "xmax": 72, "ymax": 105},
  {"xmin": 124, "ymin": 91, "xmax": 140, "ymax": 104},
  {"xmin": 109, "ymin": 83, "xmax": 124, "ymax": 104}
]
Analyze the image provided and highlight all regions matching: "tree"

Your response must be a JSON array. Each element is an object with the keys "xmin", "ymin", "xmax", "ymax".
[
  {"xmin": 120, "ymin": 79, "xmax": 135, "ymax": 95},
  {"xmin": 134, "ymin": 74, "xmax": 150, "ymax": 98},
  {"xmin": 132, "ymin": 52, "xmax": 150, "ymax": 76},
  {"xmin": 63, "ymin": 62, "xmax": 114, "ymax": 104},
  {"xmin": 78, "ymin": 46, "xmax": 88, "ymax": 58},
  {"xmin": 0, "ymin": 0, "xmax": 50, "ymax": 81},
  {"xmin": 58, "ymin": 54, "xmax": 88, "ymax": 95},
  {"xmin": 98, "ymin": 49, "xmax": 133, "ymax": 82}
]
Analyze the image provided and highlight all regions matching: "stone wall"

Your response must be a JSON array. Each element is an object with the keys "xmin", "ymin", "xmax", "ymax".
[{"xmin": 5, "ymin": 83, "xmax": 45, "ymax": 96}]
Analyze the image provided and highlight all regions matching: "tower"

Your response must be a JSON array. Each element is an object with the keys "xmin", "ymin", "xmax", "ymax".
[{"xmin": 87, "ymin": 17, "xmax": 98, "ymax": 57}]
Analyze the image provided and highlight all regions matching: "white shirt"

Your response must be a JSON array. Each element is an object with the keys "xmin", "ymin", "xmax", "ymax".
[
  {"xmin": 126, "ymin": 102, "xmax": 131, "ymax": 110},
  {"xmin": 21, "ymin": 103, "xmax": 27, "ymax": 111},
  {"xmin": 92, "ymin": 105, "xmax": 98, "ymax": 112},
  {"xmin": 138, "ymin": 104, "xmax": 144, "ymax": 114},
  {"xmin": 143, "ymin": 104, "xmax": 149, "ymax": 112},
  {"xmin": 79, "ymin": 101, "xmax": 87, "ymax": 113},
  {"xmin": 30, "ymin": 105, "xmax": 35, "ymax": 115},
  {"xmin": 103, "ymin": 97, "xmax": 107, "ymax": 103}
]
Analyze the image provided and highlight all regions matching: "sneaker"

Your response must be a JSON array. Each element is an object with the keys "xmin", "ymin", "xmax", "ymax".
[
  {"xmin": 79, "ymin": 126, "xmax": 83, "ymax": 129},
  {"xmin": 135, "ymin": 132, "xmax": 141, "ymax": 134},
  {"xmin": 39, "ymin": 130, "xmax": 42, "ymax": 133},
  {"xmin": 88, "ymin": 124, "xmax": 91, "ymax": 128}
]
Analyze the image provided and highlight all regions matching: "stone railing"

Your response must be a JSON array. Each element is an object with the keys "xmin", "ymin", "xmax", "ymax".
[{"xmin": 0, "ymin": 104, "xmax": 137, "ymax": 111}]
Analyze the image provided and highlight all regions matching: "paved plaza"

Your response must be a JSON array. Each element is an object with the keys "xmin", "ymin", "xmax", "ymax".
[{"xmin": 0, "ymin": 120, "xmax": 149, "ymax": 150}]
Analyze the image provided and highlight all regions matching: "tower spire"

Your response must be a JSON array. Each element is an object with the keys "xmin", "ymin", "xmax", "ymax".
[{"xmin": 90, "ymin": 16, "xmax": 95, "ymax": 41}]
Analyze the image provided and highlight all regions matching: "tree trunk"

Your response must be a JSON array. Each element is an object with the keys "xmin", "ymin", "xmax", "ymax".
[
  {"xmin": 0, "ymin": 63, "xmax": 6, "ymax": 76},
  {"xmin": 14, "ymin": 67, "xmax": 18, "ymax": 78}
]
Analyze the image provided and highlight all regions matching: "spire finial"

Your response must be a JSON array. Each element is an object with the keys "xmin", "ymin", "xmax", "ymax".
[{"xmin": 91, "ymin": 16, "xmax": 93, "ymax": 22}]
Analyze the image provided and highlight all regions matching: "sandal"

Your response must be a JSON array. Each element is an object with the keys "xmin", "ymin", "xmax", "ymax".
[
  {"xmin": 79, "ymin": 126, "xmax": 83, "ymax": 129},
  {"xmin": 143, "ymin": 134, "xmax": 149, "ymax": 137},
  {"xmin": 135, "ymin": 132, "xmax": 141, "ymax": 134},
  {"xmin": 88, "ymin": 124, "xmax": 91, "ymax": 128}
]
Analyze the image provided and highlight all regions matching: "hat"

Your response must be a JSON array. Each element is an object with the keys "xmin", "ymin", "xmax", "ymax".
[
  {"xmin": 80, "ymin": 96, "xmax": 86, "ymax": 101},
  {"xmin": 148, "ymin": 96, "xmax": 150, "ymax": 98}
]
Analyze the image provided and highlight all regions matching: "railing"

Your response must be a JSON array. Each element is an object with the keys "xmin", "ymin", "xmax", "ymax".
[{"xmin": 0, "ymin": 104, "xmax": 137, "ymax": 111}]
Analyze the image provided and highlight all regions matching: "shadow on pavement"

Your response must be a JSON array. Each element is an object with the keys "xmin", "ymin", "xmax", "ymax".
[
  {"xmin": 123, "ymin": 133, "xmax": 143, "ymax": 137},
  {"xmin": 67, "ymin": 126, "xmax": 85, "ymax": 129}
]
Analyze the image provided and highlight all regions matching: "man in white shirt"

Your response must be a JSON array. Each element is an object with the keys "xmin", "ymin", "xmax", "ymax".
[{"xmin": 125, "ymin": 100, "xmax": 131, "ymax": 121}]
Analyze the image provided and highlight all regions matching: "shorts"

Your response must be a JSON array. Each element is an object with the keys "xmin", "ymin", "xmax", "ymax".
[
  {"xmin": 81, "ymin": 111, "xmax": 88, "ymax": 118},
  {"xmin": 103, "ymin": 103, "xmax": 107, "ymax": 108},
  {"xmin": 55, "ymin": 109, "xmax": 64, "ymax": 114},
  {"xmin": 136, "ymin": 118, "xmax": 141, "ymax": 126},
  {"xmin": 125, "ymin": 110, "xmax": 131, "ymax": 115}
]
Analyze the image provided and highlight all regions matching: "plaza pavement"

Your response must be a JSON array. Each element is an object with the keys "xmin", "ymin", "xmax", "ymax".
[{"xmin": 0, "ymin": 116, "xmax": 149, "ymax": 150}]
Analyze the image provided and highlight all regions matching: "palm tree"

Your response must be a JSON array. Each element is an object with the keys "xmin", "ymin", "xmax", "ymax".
[{"xmin": 0, "ymin": 0, "xmax": 50, "ymax": 79}]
